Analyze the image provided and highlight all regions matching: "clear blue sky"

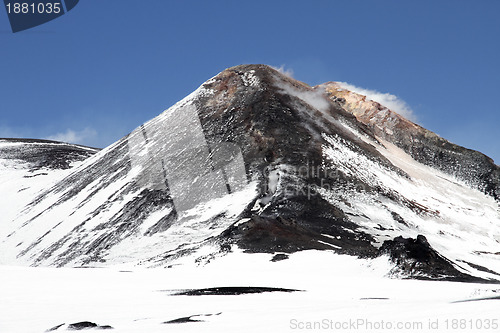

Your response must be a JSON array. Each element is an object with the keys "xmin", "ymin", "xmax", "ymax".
[{"xmin": 1, "ymin": 0, "xmax": 499, "ymax": 163}]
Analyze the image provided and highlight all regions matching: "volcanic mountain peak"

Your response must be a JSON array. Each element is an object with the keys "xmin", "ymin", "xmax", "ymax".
[{"xmin": 0, "ymin": 64, "xmax": 499, "ymax": 282}]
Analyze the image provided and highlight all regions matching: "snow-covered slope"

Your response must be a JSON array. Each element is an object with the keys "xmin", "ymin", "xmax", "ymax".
[
  {"xmin": 0, "ymin": 90, "xmax": 257, "ymax": 266},
  {"xmin": 1, "ymin": 65, "xmax": 499, "ymax": 283},
  {"xmin": 320, "ymin": 82, "xmax": 500, "ymax": 200},
  {"xmin": 0, "ymin": 139, "xmax": 98, "ymax": 242}
]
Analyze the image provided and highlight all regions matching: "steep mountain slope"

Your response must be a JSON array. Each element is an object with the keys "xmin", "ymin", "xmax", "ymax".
[
  {"xmin": 0, "ymin": 139, "xmax": 99, "ymax": 241},
  {"xmin": 320, "ymin": 82, "xmax": 500, "ymax": 200},
  {"xmin": 1, "ymin": 65, "xmax": 499, "ymax": 282}
]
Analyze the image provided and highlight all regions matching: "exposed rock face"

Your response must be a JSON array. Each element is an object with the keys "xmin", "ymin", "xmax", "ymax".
[
  {"xmin": 0, "ymin": 138, "xmax": 98, "ymax": 170},
  {"xmin": 46, "ymin": 321, "xmax": 113, "ymax": 331},
  {"xmin": 1, "ymin": 64, "xmax": 499, "ymax": 282},
  {"xmin": 196, "ymin": 65, "xmax": 394, "ymax": 256},
  {"xmin": 320, "ymin": 82, "xmax": 500, "ymax": 200},
  {"xmin": 379, "ymin": 235, "xmax": 482, "ymax": 282}
]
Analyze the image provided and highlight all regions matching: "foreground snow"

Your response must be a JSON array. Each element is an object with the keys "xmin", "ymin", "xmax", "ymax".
[{"xmin": 1, "ymin": 250, "xmax": 499, "ymax": 333}]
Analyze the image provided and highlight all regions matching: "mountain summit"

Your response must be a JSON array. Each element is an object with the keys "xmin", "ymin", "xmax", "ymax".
[{"xmin": 1, "ymin": 65, "xmax": 499, "ymax": 281}]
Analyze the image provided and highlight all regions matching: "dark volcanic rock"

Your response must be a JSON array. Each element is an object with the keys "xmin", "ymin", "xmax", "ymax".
[
  {"xmin": 46, "ymin": 323, "xmax": 65, "ymax": 331},
  {"xmin": 172, "ymin": 286, "xmax": 299, "ymax": 296},
  {"xmin": 198, "ymin": 65, "xmax": 395, "ymax": 257},
  {"xmin": 45, "ymin": 321, "xmax": 113, "ymax": 331},
  {"xmin": 68, "ymin": 321, "xmax": 98, "ymax": 330},
  {"xmin": 271, "ymin": 253, "xmax": 289, "ymax": 261},
  {"xmin": 163, "ymin": 313, "xmax": 221, "ymax": 324},
  {"xmin": 197, "ymin": 65, "xmax": 399, "ymax": 181},
  {"xmin": 379, "ymin": 235, "xmax": 488, "ymax": 282},
  {"xmin": 67, "ymin": 321, "xmax": 113, "ymax": 330},
  {"xmin": 0, "ymin": 138, "xmax": 98, "ymax": 170},
  {"xmin": 164, "ymin": 316, "xmax": 204, "ymax": 324},
  {"xmin": 221, "ymin": 213, "xmax": 376, "ymax": 256}
]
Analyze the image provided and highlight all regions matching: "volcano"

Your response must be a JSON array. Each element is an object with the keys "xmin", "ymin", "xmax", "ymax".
[{"xmin": 1, "ymin": 64, "xmax": 499, "ymax": 282}]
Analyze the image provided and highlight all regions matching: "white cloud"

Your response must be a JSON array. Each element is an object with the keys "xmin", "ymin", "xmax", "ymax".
[
  {"xmin": 337, "ymin": 82, "xmax": 417, "ymax": 122},
  {"xmin": 46, "ymin": 128, "xmax": 97, "ymax": 145},
  {"xmin": 271, "ymin": 65, "xmax": 294, "ymax": 78}
]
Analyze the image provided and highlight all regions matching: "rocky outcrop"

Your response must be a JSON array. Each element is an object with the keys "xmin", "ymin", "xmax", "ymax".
[
  {"xmin": 379, "ymin": 235, "xmax": 487, "ymax": 282},
  {"xmin": 320, "ymin": 82, "xmax": 500, "ymax": 200},
  {"xmin": 0, "ymin": 138, "xmax": 98, "ymax": 170}
]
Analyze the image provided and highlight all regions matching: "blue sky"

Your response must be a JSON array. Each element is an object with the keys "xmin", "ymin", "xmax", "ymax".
[{"xmin": 1, "ymin": 0, "xmax": 499, "ymax": 163}]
